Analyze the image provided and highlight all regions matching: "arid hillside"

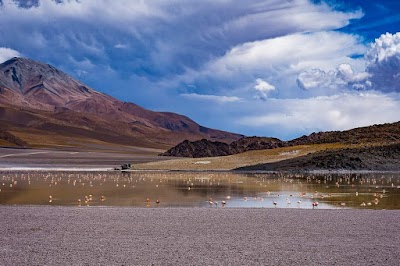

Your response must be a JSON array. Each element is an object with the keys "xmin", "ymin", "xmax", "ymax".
[
  {"xmin": 0, "ymin": 57, "xmax": 242, "ymax": 150},
  {"xmin": 161, "ymin": 122, "xmax": 400, "ymax": 158}
]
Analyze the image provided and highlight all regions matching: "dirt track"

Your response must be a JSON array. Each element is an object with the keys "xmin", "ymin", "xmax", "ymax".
[{"xmin": 0, "ymin": 206, "xmax": 399, "ymax": 265}]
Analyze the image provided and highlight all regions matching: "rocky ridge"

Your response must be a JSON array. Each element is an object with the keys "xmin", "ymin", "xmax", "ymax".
[
  {"xmin": 161, "ymin": 122, "xmax": 400, "ymax": 158},
  {"xmin": 236, "ymin": 143, "xmax": 400, "ymax": 171},
  {"xmin": 160, "ymin": 137, "xmax": 286, "ymax": 157}
]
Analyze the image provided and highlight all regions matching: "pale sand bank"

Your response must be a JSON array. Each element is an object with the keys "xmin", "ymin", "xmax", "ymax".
[{"xmin": 0, "ymin": 206, "xmax": 399, "ymax": 265}]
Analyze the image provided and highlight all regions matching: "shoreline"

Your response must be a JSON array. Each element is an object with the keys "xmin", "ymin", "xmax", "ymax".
[{"xmin": 1, "ymin": 166, "xmax": 400, "ymax": 174}]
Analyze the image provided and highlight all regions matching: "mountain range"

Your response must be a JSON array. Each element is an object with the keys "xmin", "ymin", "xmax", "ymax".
[
  {"xmin": 159, "ymin": 121, "xmax": 400, "ymax": 171},
  {"xmin": 161, "ymin": 122, "xmax": 400, "ymax": 157},
  {"xmin": 0, "ymin": 57, "xmax": 242, "ymax": 150}
]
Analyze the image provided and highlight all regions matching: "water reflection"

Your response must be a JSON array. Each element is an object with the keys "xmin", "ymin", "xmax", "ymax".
[{"xmin": 0, "ymin": 171, "xmax": 399, "ymax": 209}]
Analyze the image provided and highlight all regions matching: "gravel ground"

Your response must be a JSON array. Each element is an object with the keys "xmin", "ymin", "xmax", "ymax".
[{"xmin": 0, "ymin": 206, "xmax": 399, "ymax": 266}]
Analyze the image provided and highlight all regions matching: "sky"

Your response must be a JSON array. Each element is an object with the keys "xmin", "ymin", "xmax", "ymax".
[{"xmin": 0, "ymin": 0, "xmax": 400, "ymax": 140}]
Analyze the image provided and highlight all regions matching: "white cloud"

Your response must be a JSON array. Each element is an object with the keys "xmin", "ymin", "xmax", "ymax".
[
  {"xmin": 1, "ymin": 0, "xmax": 168, "ymax": 24},
  {"xmin": 181, "ymin": 93, "xmax": 241, "ymax": 103},
  {"xmin": 365, "ymin": 32, "xmax": 400, "ymax": 92},
  {"xmin": 367, "ymin": 32, "xmax": 400, "ymax": 62},
  {"xmin": 254, "ymin": 78, "xmax": 275, "ymax": 92},
  {"xmin": 296, "ymin": 32, "xmax": 400, "ymax": 93},
  {"xmin": 238, "ymin": 92, "xmax": 400, "ymax": 139},
  {"xmin": 208, "ymin": 31, "xmax": 366, "ymax": 76},
  {"xmin": 0, "ymin": 47, "xmax": 21, "ymax": 63},
  {"xmin": 254, "ymin": 78, "xmax": 275, "ymax": 100},
  {"xmin": 336, "ymin": 64, "xmax": 370, "ymax": 83},
  {"xmin": 297, "ymin": 69, "xmax": 337, "ymax": 90},
  {"xmin": 0, "ymin": 1, "xmax": 364, "ymax": 82},
  {"xmin": 174, "ymin": 31, "xmax": 367, "ymax": 99},
  {"xmin": 114, "ymin": 43, "xmax": 129, "ymax": 49},
  {"xmin": 297, "ymin": 64, "xmax": 371, "ymax": 91}
]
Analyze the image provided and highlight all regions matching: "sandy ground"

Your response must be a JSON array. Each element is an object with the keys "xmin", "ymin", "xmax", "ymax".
[
  {"xmin": 0, "ymin": 206, "xmax": 399, "ymax": 265},
  {"xmin": 135, "ymin": 144, "xmax": 345, "ymax": 171}
]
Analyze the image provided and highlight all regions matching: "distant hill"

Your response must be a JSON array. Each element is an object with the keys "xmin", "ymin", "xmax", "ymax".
[
  {"xmin": 161, "ymin": 122, "xmax": 400, "ymax": 158},
  {"xmin": 160, "ymin": 137, "xmax": 285, "ymax": 157},
  {"xmin": 236, "ymin": 143, "xmax": 400, "ymax": 171},
  {"xmin": 0, "ymin": 57, "xmax": 242, "ymax": 149},
  {"xmin": 288, "ymin": 122, "xmax": 400, "ymax": 145}
]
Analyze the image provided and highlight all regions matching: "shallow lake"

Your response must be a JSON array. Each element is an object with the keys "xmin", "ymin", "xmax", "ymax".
[{"xmin": 1, "ymin": 171, "xmax": 399, "ymax": 209}]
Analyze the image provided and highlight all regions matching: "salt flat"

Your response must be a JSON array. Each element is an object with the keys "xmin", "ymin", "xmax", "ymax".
[
  {"xmin": 0, "ymin": 206, "xmax": 399, "ymax": 265},
  {"xmin": 0, "ymin": 147, "xmax": 167, "ymax": 170}
]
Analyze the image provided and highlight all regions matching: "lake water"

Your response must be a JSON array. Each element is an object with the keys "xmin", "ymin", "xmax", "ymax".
[{"xmin": 1, "ymin": 171, "xmax": 399, "ymax": 209}]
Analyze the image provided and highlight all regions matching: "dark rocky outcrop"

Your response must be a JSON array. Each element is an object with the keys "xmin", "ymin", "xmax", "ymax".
[
  {"xmin": 160, "ymin": 137, "xmax": 287, "ymax": 158},
  {"xmin": 161, "ymin": 139, "xmax": 232, "ymax": 158},
  {"xmin": 0, "ymin": 129, "xmax": 28, "ymax": 147}
]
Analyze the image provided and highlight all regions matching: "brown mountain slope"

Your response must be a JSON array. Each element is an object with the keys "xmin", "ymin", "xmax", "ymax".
[
  {"xmin": 288, "ymin": 122, "xmax": 400, "ymax": 145},
  {"xmin": 0, "ymin": 57, "xmax": 242, "ymax": 149},
  {"xmin": 162, "ymin": 122, "xmax": 400, "ymax": 158}
]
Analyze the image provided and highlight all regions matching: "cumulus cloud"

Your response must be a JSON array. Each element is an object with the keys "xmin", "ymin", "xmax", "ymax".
[
  {"xmin": 365, "ymin": 32, "xmax": 400, "ymax": 92},
  {"xmin": 297, "ymin": 64, "xmax": 371, "ymax": 91},
  {"xmin": 297, "ymin": 32, "xmax": 400, "ymax": 93},
  {"xmin": 180, "ymin": 93, "xmax": 241, "ymax": 103},
  {"xmin": 0, "ymin": 47, "xmax": 21, "ymax": 63},
  {"xmin": 254, "ymin": 78, "xmax": 275, "ymax": 100},
  {"xmin": 297, "ymin": 69, "xmax": 336, "ymax": 90}
]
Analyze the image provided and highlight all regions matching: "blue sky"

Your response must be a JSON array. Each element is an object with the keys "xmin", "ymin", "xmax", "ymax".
[{"xmin": 0, "ymin": 0, "xmax": 400, "ymax": 140}]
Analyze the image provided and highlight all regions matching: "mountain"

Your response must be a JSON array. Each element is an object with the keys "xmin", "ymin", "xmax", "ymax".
[
  {"xmin": 0, "ymin": 57, "xmax": 243, "ymax": 150},
  {"xmin": 162, "ymin": 122, "xmax": 400, "ymax": 158}
]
